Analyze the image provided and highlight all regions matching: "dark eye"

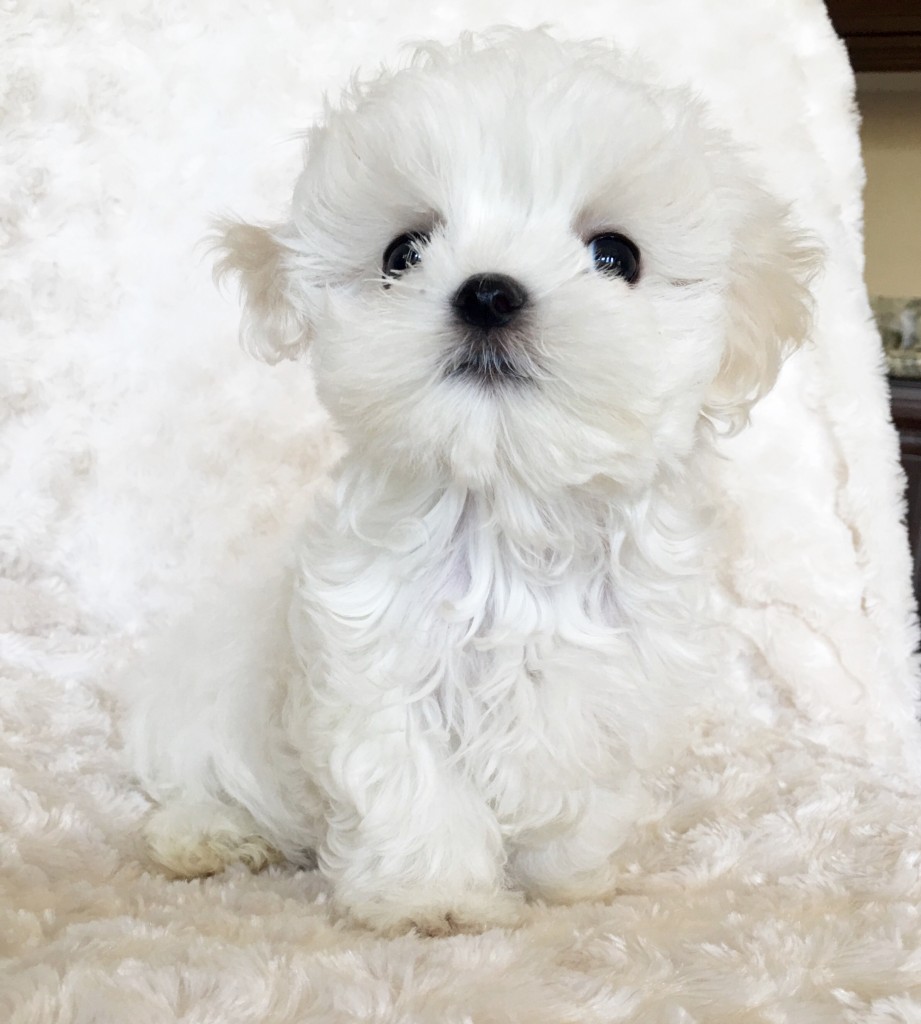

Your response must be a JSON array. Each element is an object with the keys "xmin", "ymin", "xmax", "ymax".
[
  {"xmin": 382, "ymin": 232, "xmax": 428, "ymax": 277},
  {"xmin": 588, "ymin": 233, "xmax": 640, "ymax": 284}
]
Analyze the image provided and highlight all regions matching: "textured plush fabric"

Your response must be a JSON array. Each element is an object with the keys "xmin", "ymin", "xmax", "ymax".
[{"xmin": 3, "ymin": 1, "xmax": 921, "ymax": 1020}]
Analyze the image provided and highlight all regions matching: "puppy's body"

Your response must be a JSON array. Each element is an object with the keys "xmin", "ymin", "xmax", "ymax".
[
  {"xmin": 290, "ymin": 465, "xmax": 711, "ymax": 923},
  {"xmin": 128, "ymin": 31, "xmax": 817, "ymax": 935}
]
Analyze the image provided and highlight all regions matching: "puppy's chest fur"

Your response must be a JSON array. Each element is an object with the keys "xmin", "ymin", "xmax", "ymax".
[{"xmin": 292, "ymin": 483, "xmax": 689, "ymax": 813}]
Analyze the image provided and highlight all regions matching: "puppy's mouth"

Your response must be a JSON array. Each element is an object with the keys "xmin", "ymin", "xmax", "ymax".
[{"xmin": 444, "ymin": 331, "xmax": 533, "ymax": 386}]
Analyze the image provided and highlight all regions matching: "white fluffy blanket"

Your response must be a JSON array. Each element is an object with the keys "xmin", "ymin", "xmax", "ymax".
[{"xmin": 3, "ymin": 1, "xmax": 921, "ymax": 1019}]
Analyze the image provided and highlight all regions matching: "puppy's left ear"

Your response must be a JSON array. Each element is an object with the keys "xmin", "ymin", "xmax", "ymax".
[
  {"xmin": 213, "ymin": 220, "xmax": 316, "ymax": 363},
  {"xmin": 703, "ymin": 188, "xmax": 822, "ymax": 435}
]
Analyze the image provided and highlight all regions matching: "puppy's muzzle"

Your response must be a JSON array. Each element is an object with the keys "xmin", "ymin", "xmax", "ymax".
[
  {"xmin": 447, "ymin": 273, "xmax": 532, "ymax": 384},
  {"xmin": 452, "ymin": 274, "xmax": 528, "ymax": 330}
]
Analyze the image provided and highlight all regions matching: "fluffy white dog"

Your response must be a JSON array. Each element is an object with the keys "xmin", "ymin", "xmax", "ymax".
[{"xmin": 127, "ymin": 29, "xmax": 818, "ymax": 936}]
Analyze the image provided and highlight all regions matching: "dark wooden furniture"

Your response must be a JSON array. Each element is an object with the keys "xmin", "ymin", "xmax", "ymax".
[
  {"xmin": 825, "ymin": 1, "xmax": 921, "ymax": 72},
  {"xmin": 889, "ymin": 379, "xmax": 921, "ymax": 607}
]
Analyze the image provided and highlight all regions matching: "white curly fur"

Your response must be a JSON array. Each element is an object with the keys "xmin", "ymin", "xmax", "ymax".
[{"xmin": 125, "ymin": 29, "xmax": 819, "ymax": 935}]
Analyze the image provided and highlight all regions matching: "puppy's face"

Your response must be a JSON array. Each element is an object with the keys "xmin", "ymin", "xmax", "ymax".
[{"xmin": 221, "ymin": 34, "xmax": 817, "ymax": 494}]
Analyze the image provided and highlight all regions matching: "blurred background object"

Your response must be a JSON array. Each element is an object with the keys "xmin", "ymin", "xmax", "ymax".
[
  {"xmin": 827, "ymin": 2, "xmax": 921, "ymax": 598},
  {"xmin": 827, "ymin": 2, "xmax": 921, "ymax": 375},
  {"xmin": 825, "ymin": 1, "xmax": 920, "ymax": 72}
]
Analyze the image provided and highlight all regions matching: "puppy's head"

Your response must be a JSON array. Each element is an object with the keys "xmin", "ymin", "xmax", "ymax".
[{"xmin": 217, "ymin": 31, "xmax": 819, "ymax": 494}]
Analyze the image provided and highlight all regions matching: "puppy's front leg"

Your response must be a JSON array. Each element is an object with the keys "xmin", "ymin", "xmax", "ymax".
[
  {"xmin": 513, "ymin": 778, "xmax": 650, "ymax": 905},
  {"xmin": 311, "ymin": 701, "xmax": 520, "ymax": 936}
]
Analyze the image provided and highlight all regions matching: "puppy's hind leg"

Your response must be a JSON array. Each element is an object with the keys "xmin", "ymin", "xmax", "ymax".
[
  {"xmin": 127, "ymin": 544, "xmax": 303, "ymax": 879},
  {"xmin": 142, "ymin": 798, "xmax": 283, "ymax": 879}
]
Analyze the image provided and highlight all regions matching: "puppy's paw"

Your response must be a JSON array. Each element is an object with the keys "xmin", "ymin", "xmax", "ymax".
[
  {"xmin": 522, "ymin": 863, "xmax": 620, "ymax": 906},
  {"xmin": 342, "ymin": 888, "xmax": 525, "ymax": 937},
  {"xmin": 142, "ymin": 799, "xmax": 283, "ymax": 879}
]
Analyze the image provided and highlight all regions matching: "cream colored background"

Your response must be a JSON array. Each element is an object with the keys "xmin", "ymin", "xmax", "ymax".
[{"xmin": 857, "ymin": 73, "xmax": 921, "ymax": 298}]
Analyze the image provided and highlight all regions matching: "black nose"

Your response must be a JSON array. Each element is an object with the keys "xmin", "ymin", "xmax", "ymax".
[{"xmin": 452, "ymin": 274, "xmax": 528, "ymax": 330}]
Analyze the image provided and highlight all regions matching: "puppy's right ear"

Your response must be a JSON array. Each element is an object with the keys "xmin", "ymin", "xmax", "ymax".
[{"xmin": 213, "ymin": 221, "xmax": 314, "ymax": 363}]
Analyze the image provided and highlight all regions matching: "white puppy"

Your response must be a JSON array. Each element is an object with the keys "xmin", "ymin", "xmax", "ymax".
[{"xmin": 127, "ymin": 29, "xmax": 818, "ymax": 936}]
